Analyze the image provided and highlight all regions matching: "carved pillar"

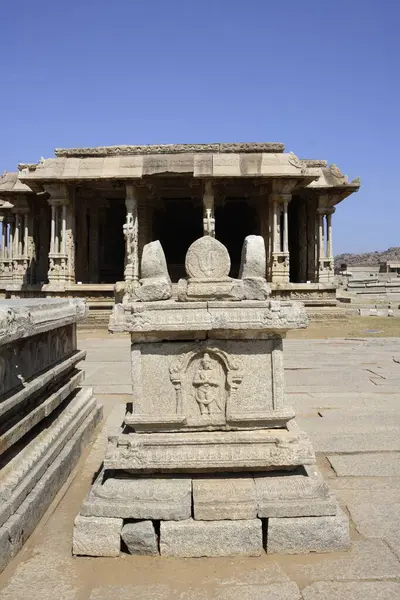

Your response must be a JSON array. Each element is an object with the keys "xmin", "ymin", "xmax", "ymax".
[
  {"xmin": 45, "ymin": 184, "xmax": 75, "ymax": 288},
  {"xmin": 270, "ymin": 180, "xmax": 295, "ymax": 283},
  {"xmin": 317, "ymin": 195, "xmax": 335, "ymax": 283},
  {"xmin": 203, "ymin": 180, "xmax": 215, "ymax": 237},
  {"xmin": 259, "ymin": 188, "xmax": 270, "ymax": 279},
  {"xmin": 123, "ymin": 183, "xmax": 139, "ymax": 301},
  {"xmin": 6, "ymin": 196, "xmax": 34, "ymax": 288},
  {"xmin": 0, "ymin": 213, "xmax": 13, "ymax": 286}
]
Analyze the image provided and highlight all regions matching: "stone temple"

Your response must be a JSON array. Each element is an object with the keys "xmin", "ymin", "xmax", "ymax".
[{"xmin": 0, "ymin": 143, "xmax": 360, "ymax": 322}]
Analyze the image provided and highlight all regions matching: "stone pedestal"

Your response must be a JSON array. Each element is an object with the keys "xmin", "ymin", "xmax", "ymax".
[{"xmin": 74, "ymin": 236, "xmax": 349, "ymax": 557}]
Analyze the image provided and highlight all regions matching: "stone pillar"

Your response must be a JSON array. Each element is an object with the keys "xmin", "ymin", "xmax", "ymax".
[
  {"xmin": 123, "ymin": 183, "xmax": 139, "ymax": 302},
  {"xmin": 6, "ymin": 197, "xmax": 34, "ymax": 288},
  {"xmin": 317, "ymin": 196, "xmax": 335, "ymax": 283},
  {"xmin": 45, "ymin": 184, "xmax": 75, "ymax": 289},
  {"xmin": 89, "ymin": 204, "xmax": 100, "ymax": 283},
  {"xmin": 203, "ymin": 180, "xmax": 215, "ymax": 237},
  {"xmin": 0, "ymin": 214, "xmax": 13, "ymax": 287},
  {"xmin": 270, "ymin": 186, "xmax": 292, "ymax": 283}
]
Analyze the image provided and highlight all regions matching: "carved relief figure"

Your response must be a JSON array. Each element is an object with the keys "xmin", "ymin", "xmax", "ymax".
[{"xmin": 192, "ymin": 352, "xmax": 222, "ymax": 415}]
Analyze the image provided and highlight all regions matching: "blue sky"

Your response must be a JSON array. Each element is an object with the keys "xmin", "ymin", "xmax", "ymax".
[{"xmin": 1, "ymin": 0, "xmax": 398, "ymax": 254}]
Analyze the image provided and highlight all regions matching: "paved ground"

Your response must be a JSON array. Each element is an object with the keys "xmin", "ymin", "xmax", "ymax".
[{"xmin": 1, "ymin": 332, "xmax": 400, "ymax": 599}]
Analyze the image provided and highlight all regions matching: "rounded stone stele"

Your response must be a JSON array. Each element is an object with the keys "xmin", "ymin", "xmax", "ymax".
[{"xmin": 185, "ymin": 236, "xmax": 231, "ymax": 279}]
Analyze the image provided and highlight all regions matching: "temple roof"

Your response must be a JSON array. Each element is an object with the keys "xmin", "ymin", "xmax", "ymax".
[
  {"xmin": 54, "ymin": 142, "xmax": 285, "ymax": 157},
  {"xmin": 0, "ymin": 171, "xmax": 34, "ymax": 194}
]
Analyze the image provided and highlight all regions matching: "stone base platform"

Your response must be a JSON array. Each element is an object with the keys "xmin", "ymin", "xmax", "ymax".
[
  {"xmin": 73, "ymin": 508, "xmax": 349, "ymax": 558},
  {"xmin": 73, "ymin": 463, "xmax": 348, "ymax": 557}
]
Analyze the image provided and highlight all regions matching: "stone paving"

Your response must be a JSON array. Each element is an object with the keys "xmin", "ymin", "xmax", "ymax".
[{"xmin": 0, "ymin": 334, "xmax": 399, "ymax": 599}]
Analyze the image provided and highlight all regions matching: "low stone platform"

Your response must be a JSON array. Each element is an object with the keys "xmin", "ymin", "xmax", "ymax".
[{"xmin": 0, "ymin": 299, "xmax": 102, "ymax": 574}]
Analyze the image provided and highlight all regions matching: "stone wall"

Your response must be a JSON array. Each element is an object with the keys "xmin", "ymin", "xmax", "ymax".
[{"xmin": 0, "ymin": 299, "xmax": 102, "ymax": 573}]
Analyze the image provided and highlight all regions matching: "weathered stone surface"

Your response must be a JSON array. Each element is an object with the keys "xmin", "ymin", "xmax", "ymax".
[
  {"xmin": 55, "ymin": 142, "xmax": 285, "ymax": 157},
  {"xmin": 0, "ymin": 298, "xmax": 87, "ymax": 346},
  {"xmin": 89, "ymin": 584, "xmax": 171, "ymax": 600},
  {"xmin": 178, "ymin": 277, "xmax": 245, "ymax": 302},
  {"xmin": 121, "ymin": 521, "xmax": 158, "ymax": 555},
  {"xmin": 302, "ymin": 581, "xmax": 400, "ymax": 600},
  {"xmin": 255, "ymin": 465, "xmax": 336, "ymax": 518},
  {"xmin": 136, "ymin": 240, "xmax": 172, "ymax": 302},
  {"xmin": 328, "ymin": 453, "xmax": 400, "ymax": 476},
  {"xmin": 293, "ymin": 539, "xmax": 400, "ymax": 581},
  {"xmin": 242, "ymin": 277, "xmax": 270, "ymax": 300},
  {"xmin": 124, "ymin": 337, "xmax": 294, "ymax": 432},
  {"xmin": 192, "ymin": 475, "xmax": 257, "ymax": 520},
  {"xmin": 73, "ymin": 515, "xmax": 122, "ymax": 557},
  {"xmin": 213, "ymin": 583, "xmax": 301, "ymax": 600},
  {"xmin": 108, "ymin": 299, "xmax": 307, "ymax": 337},
  {"xmin": 346, "ymin": 502, "xmax": 400, "ymax": 542},
  {"xmin": 267, "ymin": 507, "xmax": 350, "ymax": 554},
  {"xmin": 0, "ymin": 401, "xmax": 101, "ymax": 572},
  {"xmin": 141, "ymin": 239, "xmax": 169, "ymax": 278},
  {"xmin": 185, "ymin": 236, "xmax": 230, "ymax": 279},
  {"xmin": 105, "ymin": 428, "xmax": 315, "ymax": 472},
  {"xmin": 136, "ymin": 278, "xmax": 172, "ymax": 302},
  {"xmin": 81, "ymin": 473, "xmax": 191, "ymax": 520},
  {"xmin": 239, "ymin": 235, "xmax": 266, "ymax": 279},
  {"xmin": 160, "ymin": 518, "xmax": 262, "ymax": 557}
]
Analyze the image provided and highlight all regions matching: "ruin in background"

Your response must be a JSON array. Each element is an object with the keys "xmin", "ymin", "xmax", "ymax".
[{"xmin": 0, "ymin": 143, "xmax": 360, "ymax": 325}]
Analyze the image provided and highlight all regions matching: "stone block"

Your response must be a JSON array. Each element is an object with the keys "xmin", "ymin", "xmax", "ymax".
[
  {"xmin": 292, "ymin": 539, "xmax": 400, "ymax": 581},
  {"xmin": 213, "ymin": 583, "xmax": 301, "ymax": 600},
  {"xmin": 302, "ymin": 581, "xmax": 400, "ymax": 600},
  {"xmin": 121, "ymin": 521, "xmax": 158, "ymax": 555},
  {"xmin": 267, "ymin": 507, "xmax": 350, "ymax": 554},
  {"xmin": 89, "ymin": 584, "xmax": 171, "ymax": 600},
  {"xmin": 160, "ymin": 518, "xmax": 263, "ymax": 557},
  {"xmin": 255, "ymin": 465, "xmax": 336, "ymax": 518},
  {"xmin": 136, "ymin": 278, "xmax": 172, "ymax": 302},
  {"xmin": 239, "ymin": 235, "xmax": 266, "ymax": 279},
  {"xmin": 328, "ymin": 453, "xmax": 400, "ymax": 477},
  {"xmin": 81, "ymin": 474, "xmax": 192, "ymax": 520},
  {"xmin": 192, "ymin": 475, "xmax": 257, "ymax": 520},
  {"xmin": 73, "ymin": 515, "xmax": 122, "ymax": 557}
]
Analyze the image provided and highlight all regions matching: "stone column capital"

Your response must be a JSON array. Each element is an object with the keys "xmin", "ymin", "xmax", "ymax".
[
  {"xmin": 271, "ymin": 178, "xmax": 297, "ymax": 197},
  {"xmin": 270, "ymin": 192, "xmax": 292, "ymax": 205},
  {"xmin": 44, "ymin": 183, "xmax": 70, "ymax": 206},
  {"xmin": 317, "ymin": 206, "xmax": 335, "ymax": 216}
]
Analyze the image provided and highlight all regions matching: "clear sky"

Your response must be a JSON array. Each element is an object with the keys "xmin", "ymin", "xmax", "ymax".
[{"xmin": 1, "ymin": 0, "xmax": 398, "ymax": 254}]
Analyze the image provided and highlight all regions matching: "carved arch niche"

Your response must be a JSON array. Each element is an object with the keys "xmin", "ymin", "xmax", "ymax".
[{"xmin": 169, "ymin": 348, "xmax": 243, "ymax": 427}]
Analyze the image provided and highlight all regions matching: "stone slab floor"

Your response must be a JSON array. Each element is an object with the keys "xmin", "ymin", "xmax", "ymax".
[{"xmin": 1, "ymin": 332, "xmax": 400, "ymax": 599}]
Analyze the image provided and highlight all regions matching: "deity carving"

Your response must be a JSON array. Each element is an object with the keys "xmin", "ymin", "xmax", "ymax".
[
  {"xmin": 192, "ymin": 353, "xmax": 222, "ymax": 415},
  {"xmin": 169, "ymin": 348, "xmax": 243, "ymax": 422}
]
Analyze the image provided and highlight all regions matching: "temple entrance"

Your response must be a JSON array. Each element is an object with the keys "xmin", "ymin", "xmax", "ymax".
[
  {"xmin": 99, "ymin": 200, "xmax": 125, "ymax": 283},
  {"xmin": 153, "ymin": 198, "xmax": 203, "ymax": 281},
  {"xmin": 215, "ymin": 199, "xmax": 259, "ymax": 277}
]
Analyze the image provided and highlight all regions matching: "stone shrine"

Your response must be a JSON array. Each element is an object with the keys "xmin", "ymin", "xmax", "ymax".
[
  {"xmin": 73, "ymin": 235, "xmax": 349, "ymax": 557},
  {"xmin": 0, "ymin": 142, "xmax": 360, "ymax": 325}
]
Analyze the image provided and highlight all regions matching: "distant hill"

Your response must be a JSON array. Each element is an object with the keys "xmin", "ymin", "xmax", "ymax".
[{"xmin": 334, "ymin": 246, "xmax": 400, "ymax": 268}]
